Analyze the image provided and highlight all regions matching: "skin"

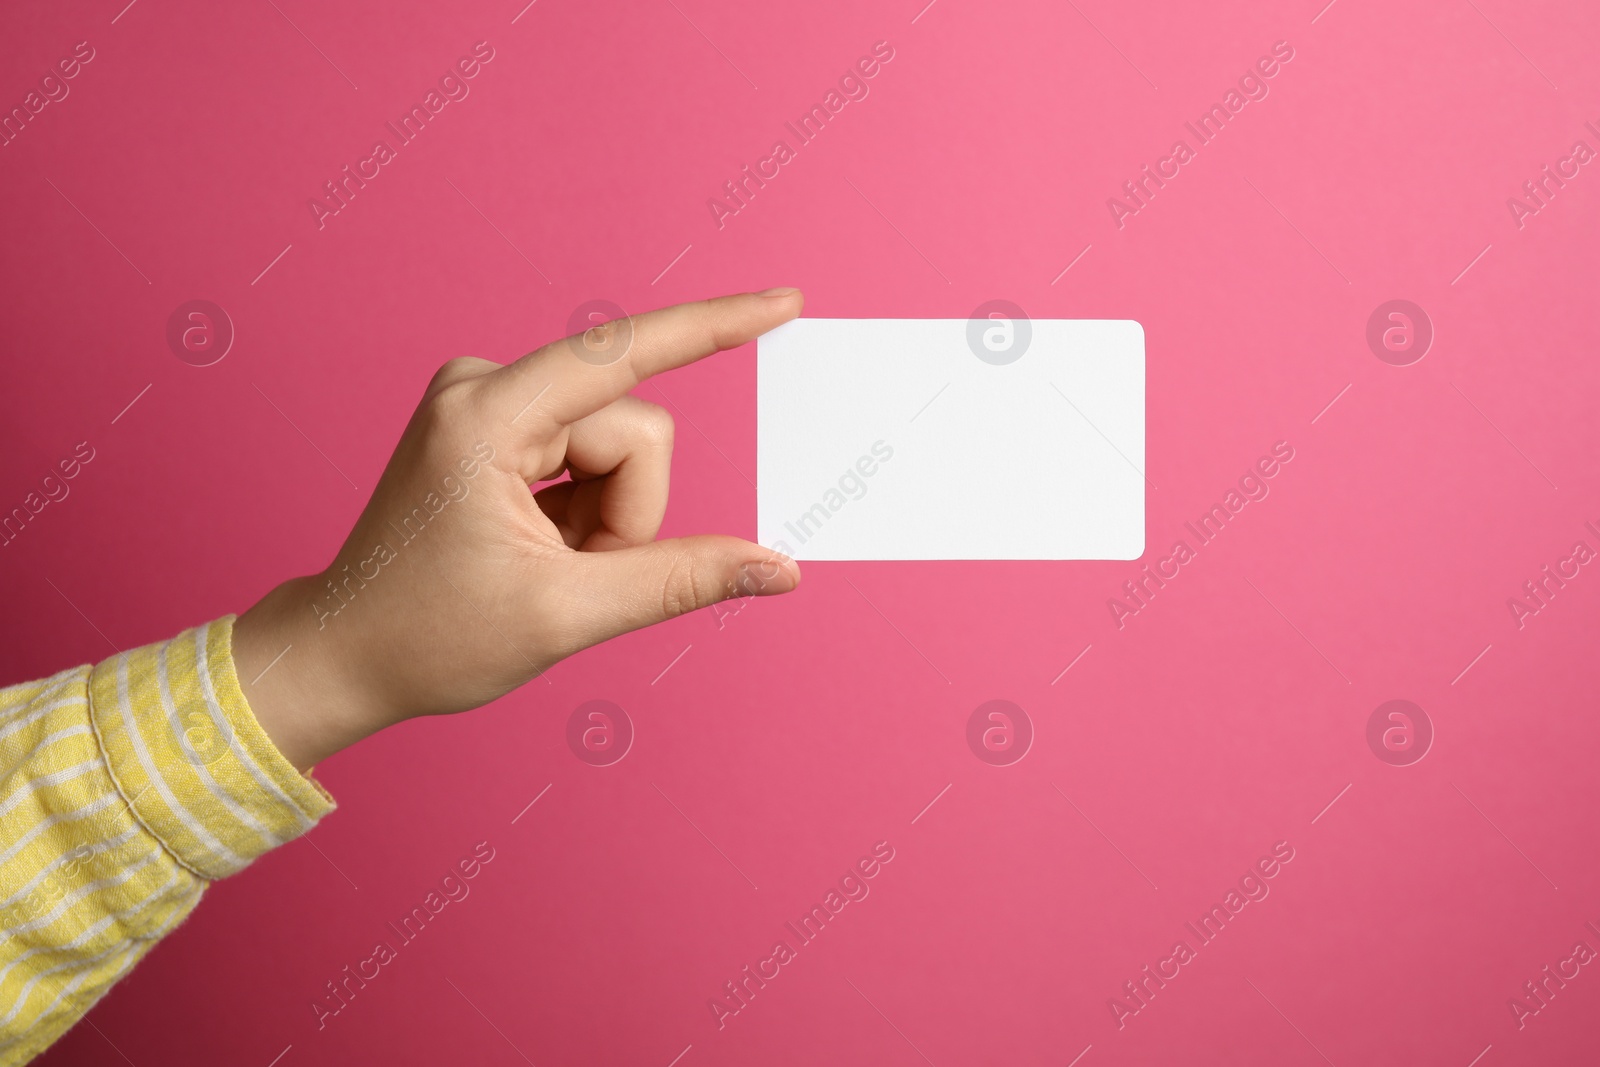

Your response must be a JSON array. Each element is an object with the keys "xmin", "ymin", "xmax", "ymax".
[{"xmin": 231, "ymin": 289, "xmax": 805, "ymax": 772}]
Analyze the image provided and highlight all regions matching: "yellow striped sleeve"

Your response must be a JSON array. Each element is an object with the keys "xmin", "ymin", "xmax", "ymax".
[{"xmin": 0, "ymin": 616, "xmax": 334, "ymax": 1065}]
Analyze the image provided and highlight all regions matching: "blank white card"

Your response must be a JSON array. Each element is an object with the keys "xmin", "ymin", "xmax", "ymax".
[{"xmin": 756, "ymin": 317, "xmax": 1145, "ymax": 561}]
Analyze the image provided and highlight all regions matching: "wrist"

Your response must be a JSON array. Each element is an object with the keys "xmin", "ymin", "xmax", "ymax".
[{"xmin": 233, "ymin": 574, "xmax": 386, "ymax": 772}]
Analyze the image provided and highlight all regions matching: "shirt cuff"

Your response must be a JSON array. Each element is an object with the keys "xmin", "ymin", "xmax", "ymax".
[{"xmin": 87, "ymin": 615, "xmax": 335, "ymax": 881}]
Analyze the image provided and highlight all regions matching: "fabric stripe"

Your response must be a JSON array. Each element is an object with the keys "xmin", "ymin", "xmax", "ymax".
[
  {"xmin": 0, "ymin": 758, "xmax": 100, "ymax": 821},
  {"xmin": 0, "ymin": 937, "xmax": 139, "ymax": 1029},
  {"xmin": 0, "ymin": 827, "xmax": 139, "ymax": 913},
  {"xmin": 0, "ymin": 793, "xmax": 118, "ymax": 870},
  {"xmin": 153, "ymin": 640, "xmax": 283, "ymax": 853},
  {"xmin": 0, "ymin": 698, "xmax": 87, "ymax": 747},
  {"xmin": 110, "ymin": 653, "xmax": 246, "ymax": 873},
  {"xmin": 0, "ymin": 848, "xmax": 168, "ymax": 959},
  {"xmin": 0, "ymin": 853, "xmax": 171, "ymax": 987},
  {"xmin": 0, "ymin": 673, "xmax": 81, "ymax": 730},
  {"xmin": 0, "ymin": 615, "xmax": 336, "ymax": 1062},
  {"xmin": 0, "ymin": 725, "xmax": 91, "ymax": 788}
]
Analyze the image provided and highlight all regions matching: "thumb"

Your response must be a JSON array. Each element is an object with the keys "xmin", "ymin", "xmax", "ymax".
[{"xmin": 571, "ymin": 535, "xmax": 801, "ymax": 640}]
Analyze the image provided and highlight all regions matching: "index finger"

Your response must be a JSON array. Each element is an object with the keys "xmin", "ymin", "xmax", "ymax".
[{"xmin": 492, "ymin": 289, "xmax": 803, "ymax": 429}]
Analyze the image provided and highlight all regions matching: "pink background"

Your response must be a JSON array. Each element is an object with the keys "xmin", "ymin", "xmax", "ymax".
[{"xmin": 5, "ymin": 0, "xmax": 1600, "ymax": 1063}]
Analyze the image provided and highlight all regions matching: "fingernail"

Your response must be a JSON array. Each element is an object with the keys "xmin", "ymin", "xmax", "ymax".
[
  {"xmin": 735, "ymin": 556, "xmax": 799, "ymax": 597},
  {"xmin": 757, "ymin": 287, "xmax": 801, "ymax": 298}
]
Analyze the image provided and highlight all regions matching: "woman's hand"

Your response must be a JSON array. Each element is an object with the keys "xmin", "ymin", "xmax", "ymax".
[{"xmin": 231, "ymin": 289, "xmax": 804, "ymax": 771}]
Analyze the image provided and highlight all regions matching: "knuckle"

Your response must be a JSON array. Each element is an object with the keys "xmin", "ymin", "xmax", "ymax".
[
  {"xmin": 424, "ymin": 378, "xmax": 478, "ymax": 431},
  {"xmin": 420, "ymin": 358, "xmax": 490, "ymax": 429},
  {"xmin": 637, "ymin": 402, "xmax": 675, "ymax": 448},
  {"xmin": 428, "ymin": 356, "xmax": 483, "ymax": 394}
]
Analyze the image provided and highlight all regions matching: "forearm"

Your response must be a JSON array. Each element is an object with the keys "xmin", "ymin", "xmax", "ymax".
[{"xmin": 0, "ymin": 619, "xmax": 334, "ymax": 1064}]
